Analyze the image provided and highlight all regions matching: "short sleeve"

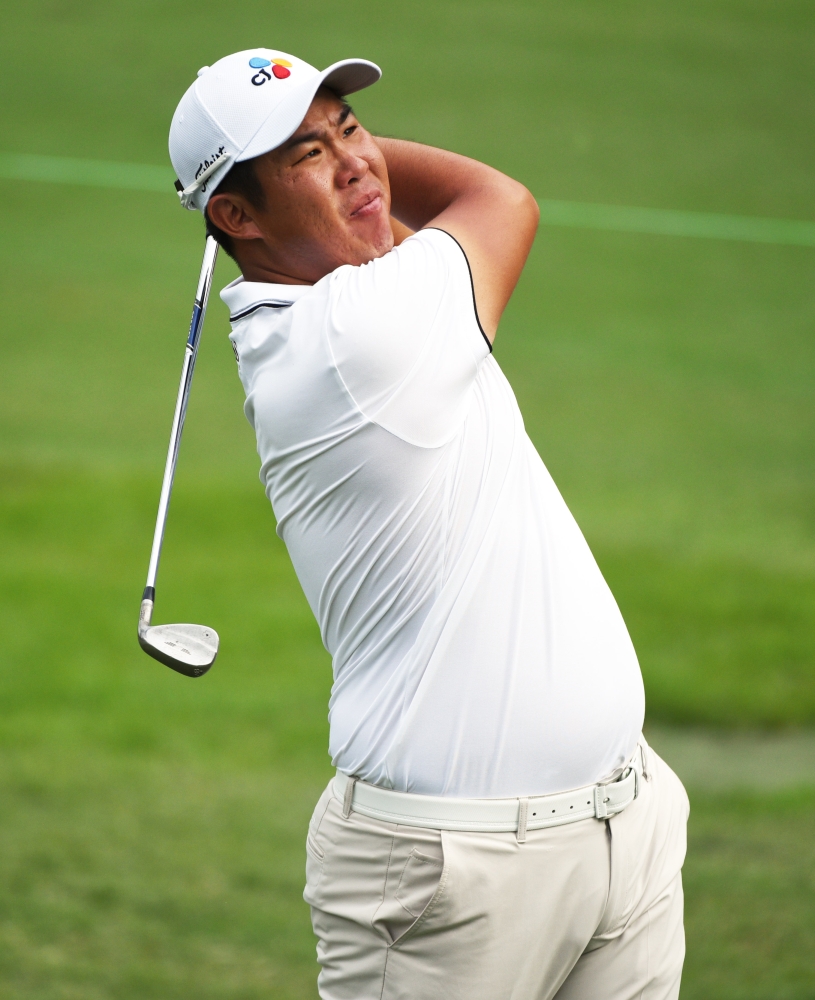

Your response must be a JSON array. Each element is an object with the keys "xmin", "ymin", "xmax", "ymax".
[{"xmin": 326, "ymin": 228, "xmax": 492, "ymax": 448}]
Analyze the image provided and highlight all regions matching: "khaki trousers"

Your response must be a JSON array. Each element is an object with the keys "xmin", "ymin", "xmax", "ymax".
[{"xmin": 304, "ymin": 742, "xmax": 689, "ymax": 1000}]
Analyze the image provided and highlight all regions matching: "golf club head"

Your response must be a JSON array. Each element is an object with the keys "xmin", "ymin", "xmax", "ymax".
[{"xmin": 138, "ymin": 622, "xmax": 219, "ymax": 678}]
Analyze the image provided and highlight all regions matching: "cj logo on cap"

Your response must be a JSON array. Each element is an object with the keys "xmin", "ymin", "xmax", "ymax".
[{"xmin": 249, "ymin": 56, "xmax": 292, "ymax": 86}]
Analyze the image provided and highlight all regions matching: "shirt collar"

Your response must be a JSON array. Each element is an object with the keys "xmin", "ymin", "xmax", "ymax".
[{"xmin": 220, "ymin": 275, "xmax": 315, "ymax": 319}]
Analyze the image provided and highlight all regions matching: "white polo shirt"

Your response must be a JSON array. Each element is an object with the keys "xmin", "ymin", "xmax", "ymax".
[{"xmin": 221, "ymin": 228, "xmax": 645, "ymax": 798}]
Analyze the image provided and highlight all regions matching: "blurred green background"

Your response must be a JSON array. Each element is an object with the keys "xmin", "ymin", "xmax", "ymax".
[{"xmin": 1, "ymin": 0, "xmax": 814, "ymax": 996}]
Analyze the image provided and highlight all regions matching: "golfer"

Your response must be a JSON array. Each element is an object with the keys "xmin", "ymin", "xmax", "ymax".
[{"xmin": 170, "ymin": 49, "xmax": 689, "ymax": 1000}]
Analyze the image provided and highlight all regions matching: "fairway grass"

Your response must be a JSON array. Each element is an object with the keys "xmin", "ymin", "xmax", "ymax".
[
  {"xmin": 3, "ymin": 185, "xmax": 813, "ymax": 727},
  {"xmin": 0, "ymin": 707, "xmax": 814, "ymax": 998},
  {"xmin": 0, "ymin": 754, "xmax": 322, "ymax": 1000},
  {"xmin": 3, "ymin": 467, "xmax": 815, "ymax": 996},
  {"xmin": 683, "ymin": 789, "xmax": 815, "ymax": 1000},
  {"xmin": 2, "ymin": 0, "xmax": 814, "ymax": 994}
]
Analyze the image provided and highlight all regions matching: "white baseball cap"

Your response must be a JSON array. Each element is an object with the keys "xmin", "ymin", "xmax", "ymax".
[{"xmin": 169, "ymin": 49, "xmax": 381, "ymax": 213}]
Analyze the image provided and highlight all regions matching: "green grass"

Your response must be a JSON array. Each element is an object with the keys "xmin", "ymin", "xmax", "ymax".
[
  {"xmin": 1, "ymin": 752, "xmax": 813, "ymax": 1000},
  {"xmin": 0, "ymin": 466, "xmax": 333, "ymax": 997},
  {"xmin": 501, "ymin": 232, "xmax": 815, "ymax": 726},
  {"xmin": 1, "ymin": 0, "xmax": 814, "ymax": 995},
  {"xmin": 0, "ymin": 754, "xmax": 321, "ymax": 1000},
  {"xmin": 684, "ymin": 790, "xmax": 815, "ymax": 1000}
]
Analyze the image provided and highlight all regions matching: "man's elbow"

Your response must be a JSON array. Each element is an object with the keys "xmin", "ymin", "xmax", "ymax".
[
  {"xmin": 500, "ymin": 178, "xmax": 539, "ymax": 229},
  {"xmin": 504, "ymin": 180, "xmax": 540, "ymax": 242},
  {"xmin": 520, "ymin": 185, "xmax": 540, "ymax": 229},
  {"xmin": 525, "ymin": 187, "xmax": 541, "ymax": 228}
]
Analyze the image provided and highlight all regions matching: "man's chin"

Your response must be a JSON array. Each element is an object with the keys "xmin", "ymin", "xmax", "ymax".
[{"xmin": 343, "ymin": 224, "xmax": 395, "ymax": 267}]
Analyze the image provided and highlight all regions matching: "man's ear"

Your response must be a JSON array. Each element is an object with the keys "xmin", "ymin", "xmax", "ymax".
[{"xmin": 207, "ymin": 192, "xmax": 265, "ymax": 242}]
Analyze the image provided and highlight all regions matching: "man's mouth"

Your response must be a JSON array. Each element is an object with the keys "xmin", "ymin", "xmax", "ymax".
[{"xmin": 350, "ymin": 192, "xmax": 383, "ymax": 219}]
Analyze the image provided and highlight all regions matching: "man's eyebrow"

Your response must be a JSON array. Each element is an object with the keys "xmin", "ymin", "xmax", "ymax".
[
  {"xmin": 282, "ymin": 129, "xmax": 322, "ymax": 151},
  {"xmin": 281, "ymin": 102, "xmax": 357, "ymax": 153}
]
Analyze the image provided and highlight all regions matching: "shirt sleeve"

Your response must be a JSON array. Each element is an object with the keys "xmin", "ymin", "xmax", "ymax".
[{"xmin": 326, "ymin": 227, "xmax": 492, "ymax": 448}]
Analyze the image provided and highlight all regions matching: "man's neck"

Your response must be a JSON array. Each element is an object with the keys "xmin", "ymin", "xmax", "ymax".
[
  {"xmin": 239, "ymin": 260, "xmax": 315, "ymax": 285},
  {"xmin": 232, "ymin": 218, "xmax": 411, "ymax": 285}
]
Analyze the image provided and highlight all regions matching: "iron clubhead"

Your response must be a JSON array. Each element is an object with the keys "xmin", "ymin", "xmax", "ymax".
[{"xmin": 138, "ymin": 622, "xmax": 219, "ymax": 678}]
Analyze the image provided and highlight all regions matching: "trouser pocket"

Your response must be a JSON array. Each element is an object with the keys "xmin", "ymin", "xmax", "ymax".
[
  {"xmin": 395, "ymin": 849, "xmax": 444, "ymax": 917},
  {"xmin": 303, "ymin": 783, "xmax": 333, "ymax": 904},
  {"xmin": 373, "ymin": 837, "xmax": 445, "ymax": 944},
  {"xmin": 305, "ymin": 830, "xmax": 326, "ymax": 895}
]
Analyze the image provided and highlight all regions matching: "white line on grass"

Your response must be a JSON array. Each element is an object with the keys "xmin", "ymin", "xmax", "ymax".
[
  {"xmin": 537, "ymin": 198, "xmax": 815, "ymax": 248},
  {"xmin": 1, "ymin": 151, "xmax": 171, "ymax": 193},
  {"xmin": 3, "ymin": 150, "xmax": 815, "ymax": 248}
]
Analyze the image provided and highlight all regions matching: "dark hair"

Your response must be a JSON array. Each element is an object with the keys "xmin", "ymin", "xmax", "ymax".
[{"xmin": 203, "ymin": 157, "xmax": 266, "ymax": 262}]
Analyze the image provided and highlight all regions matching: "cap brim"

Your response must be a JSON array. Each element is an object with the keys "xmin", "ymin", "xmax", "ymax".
[
  {"xmin": 238, "ymin": 58, "xmax": 381, "ymax": 163},
  {"xmin": 320, "ymin": 58, "xmax": 382, "ymax": 97}
]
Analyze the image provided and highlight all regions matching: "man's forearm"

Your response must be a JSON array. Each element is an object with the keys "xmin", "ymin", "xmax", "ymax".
[{"xmin": 376, "ymin": 137, "xmax": 520, "ymax": 231}]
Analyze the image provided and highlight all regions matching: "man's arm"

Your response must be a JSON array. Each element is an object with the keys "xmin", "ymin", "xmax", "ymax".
[
  {"xmin": 390, "ymin": 216, "xmax": 414, "ymax": 247},
  {"xmin": 376, "ymin": 138, "xmax": 539, "ymax": 343}
]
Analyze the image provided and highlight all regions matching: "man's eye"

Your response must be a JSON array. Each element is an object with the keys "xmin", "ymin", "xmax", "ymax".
[{"xmin": 343, "ymin": 125, "xmax": 358, "ymax": 138}]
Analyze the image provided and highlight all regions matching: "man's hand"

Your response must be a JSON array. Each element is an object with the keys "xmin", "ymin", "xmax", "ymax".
[{"xmin": 377, "ymin": 139, "xmax": 539, "ymax": 343}]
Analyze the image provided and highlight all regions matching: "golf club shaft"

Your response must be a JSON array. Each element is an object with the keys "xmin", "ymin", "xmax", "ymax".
[{"xmin": 141, "ymin": 237, "xmax": 219, "ymax": 625}]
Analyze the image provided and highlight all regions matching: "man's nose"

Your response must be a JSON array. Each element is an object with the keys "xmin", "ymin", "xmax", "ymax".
[{"xmin": 335, "ymin": 147, "xmax": 369, "ymax": 186}]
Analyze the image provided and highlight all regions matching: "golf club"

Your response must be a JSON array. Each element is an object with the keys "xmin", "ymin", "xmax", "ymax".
[{"xmin": 138, "ymin": 236, "xmax": 220, "ymax": 677}]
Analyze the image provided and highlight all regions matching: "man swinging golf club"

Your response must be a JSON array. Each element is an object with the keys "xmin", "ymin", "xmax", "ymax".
[{"xmin": 168, "ymin": 48, "xmax": 689, "ymax": 1000}]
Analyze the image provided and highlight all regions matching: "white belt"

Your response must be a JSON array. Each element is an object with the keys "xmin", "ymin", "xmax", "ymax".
[{"xmin": 333, "ymin": 751, "xmax": 642, "ymax": 841}]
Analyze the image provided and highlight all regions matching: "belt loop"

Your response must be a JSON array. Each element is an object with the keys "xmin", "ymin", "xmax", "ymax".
[
  {"xmin": 516, "ymin": 797, "xmax": 529, "ymax": 843},
  {"xmin": 639, "ymin": 739, "xmax": 650, "ymax": 781},
  {"xmin": 593, "ymin": 784, "xmax": 609, "ymax": 820},
  {"xmin": 342, "ymin": 776, "xmax": 358, "ymax": 819}
]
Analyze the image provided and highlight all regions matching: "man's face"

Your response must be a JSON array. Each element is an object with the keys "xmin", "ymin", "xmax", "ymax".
[{"xmin": 213, "ymin": 89, "xmax": 394, "ymax": 283}]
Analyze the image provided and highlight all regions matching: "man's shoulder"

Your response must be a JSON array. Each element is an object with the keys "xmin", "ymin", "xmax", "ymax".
[
  {"xmin": 329, "ymin": 227, "xmax": 472, "ymax": 318},
  {"xmin": 219, "ymin": 228, "xmax": 463, "ymax": 321}
]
